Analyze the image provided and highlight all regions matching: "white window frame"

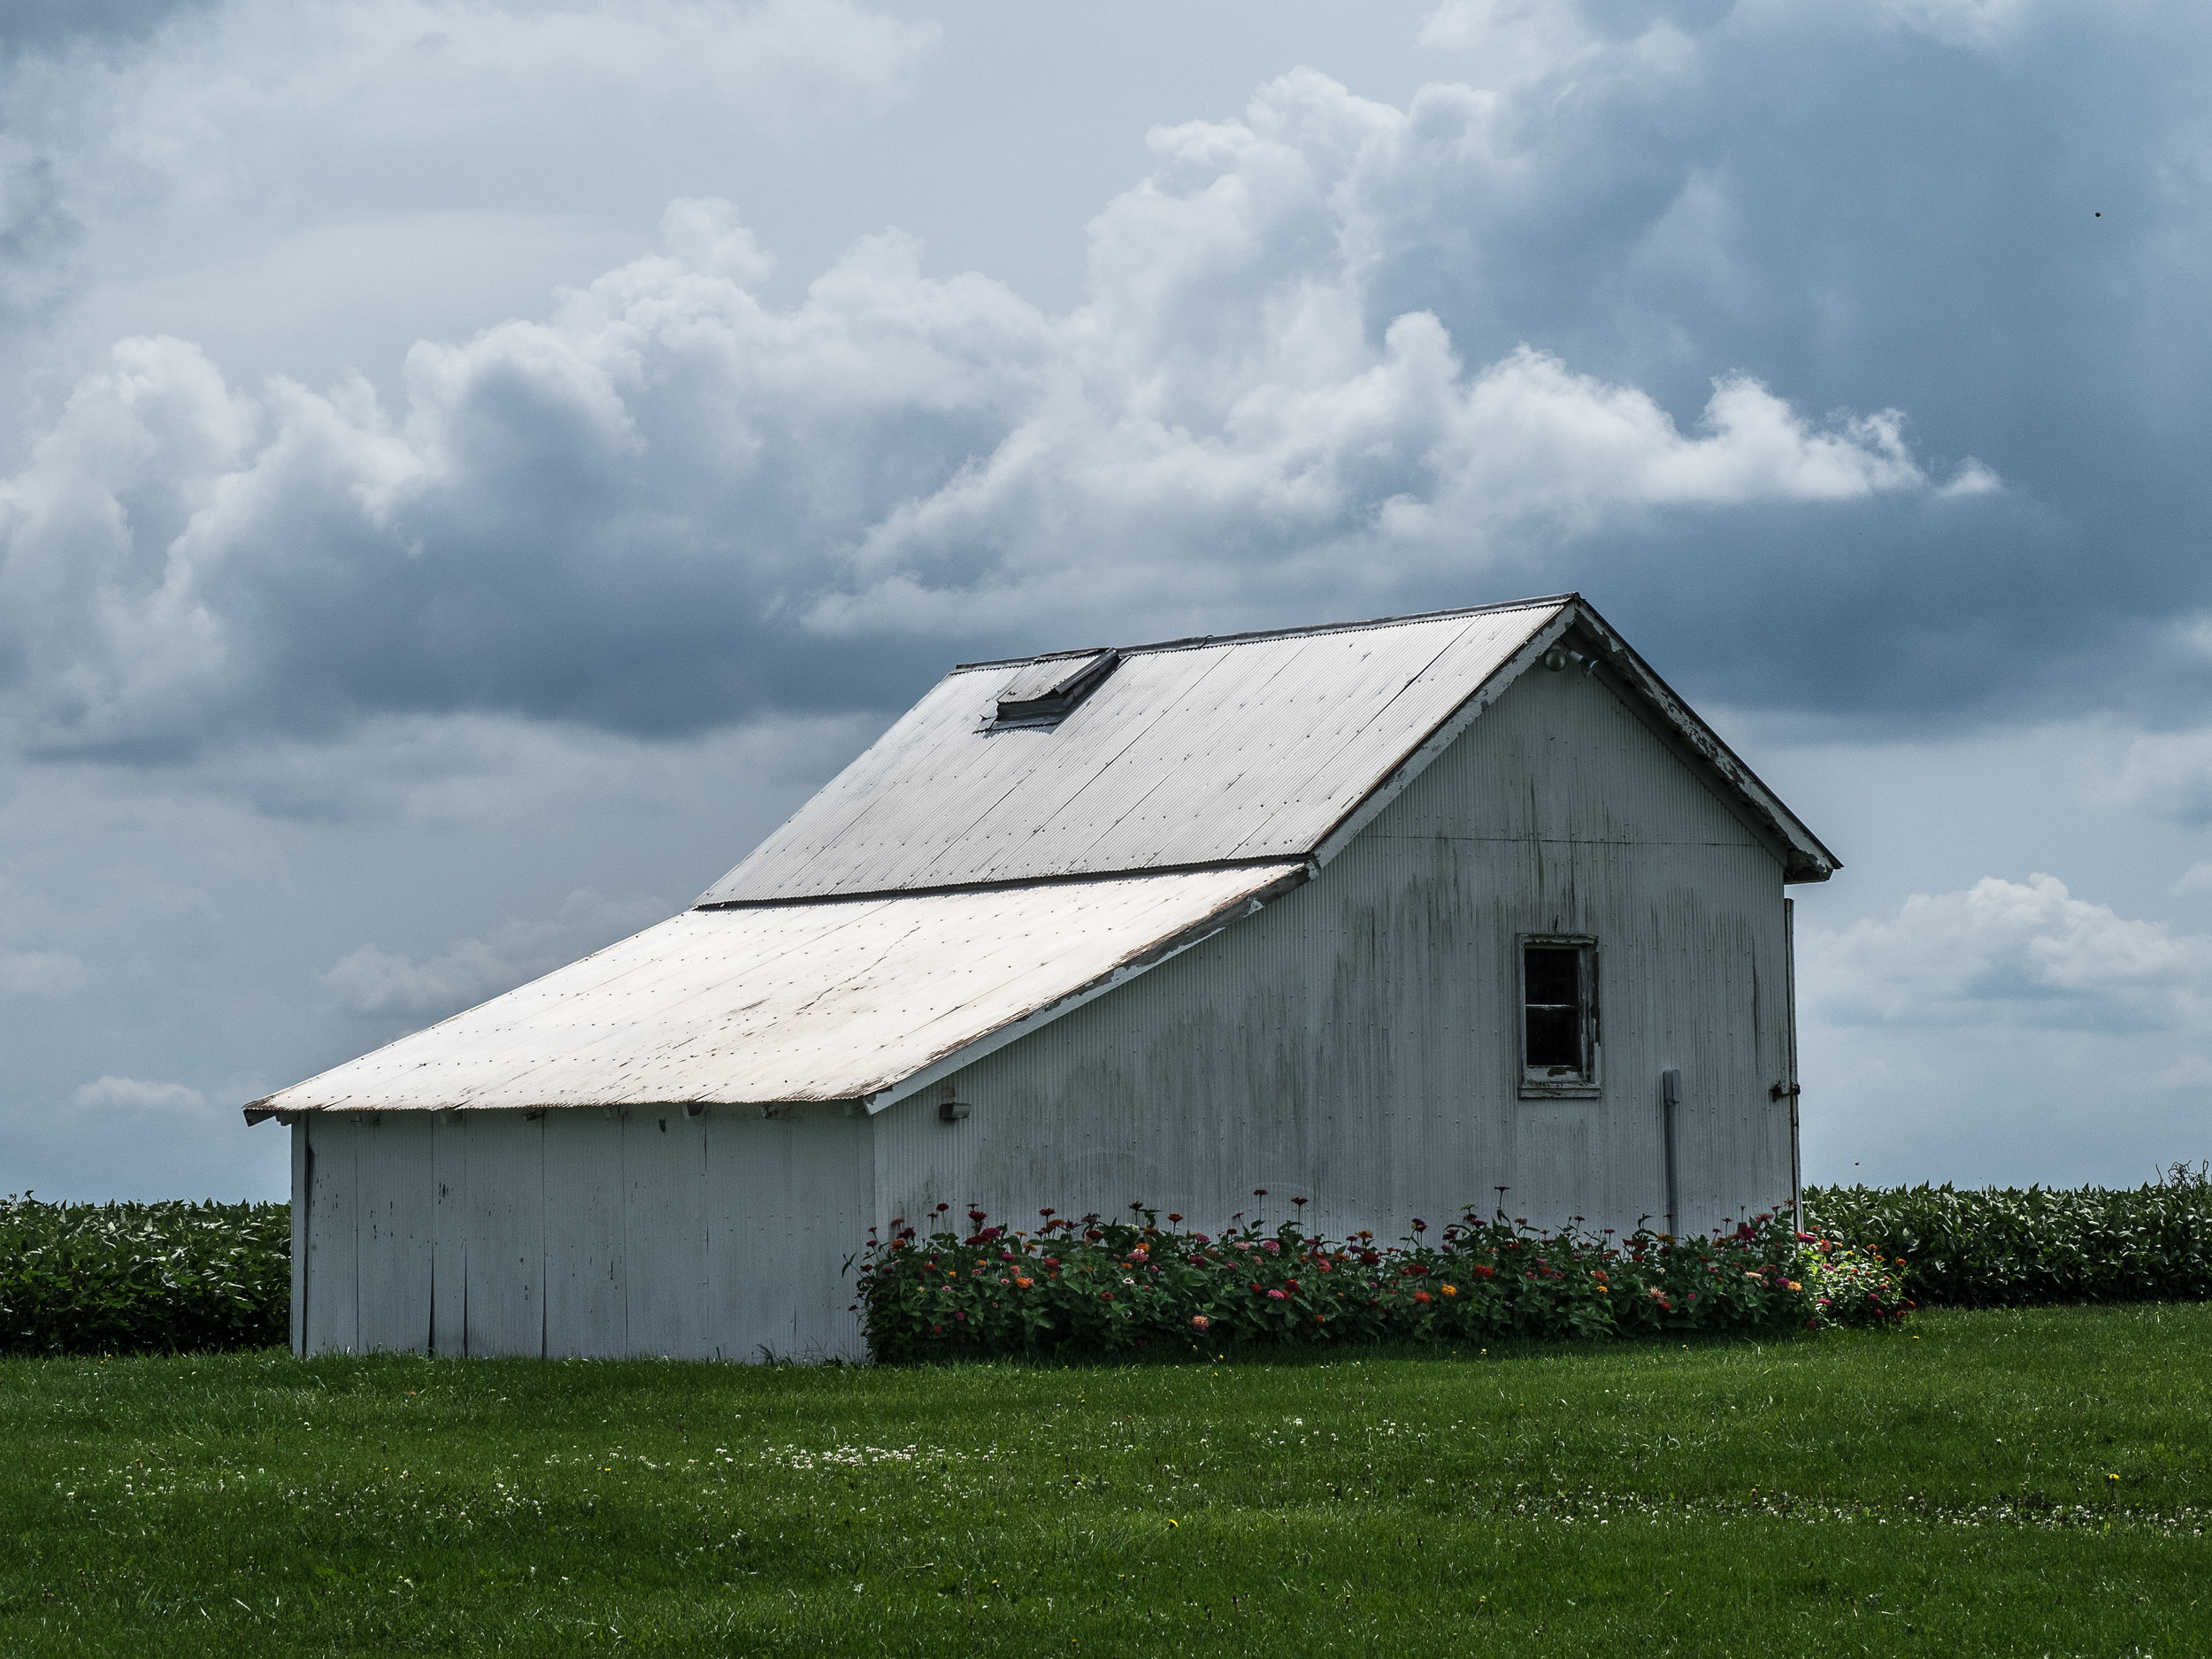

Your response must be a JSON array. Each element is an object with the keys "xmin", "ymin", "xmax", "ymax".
[{"xmin": 1517, "ymin": 933, "xmax": 1601, "ymax": 1100}]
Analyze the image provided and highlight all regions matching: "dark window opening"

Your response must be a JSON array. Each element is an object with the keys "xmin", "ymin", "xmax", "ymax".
[{"xmin": 1520, "ymin": 937, "xmax": 1598, "ymax": 1094}]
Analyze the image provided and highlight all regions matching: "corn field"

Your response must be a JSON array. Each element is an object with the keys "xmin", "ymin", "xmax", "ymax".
[{"xmin": 0, "ymin": 1194, "xmax": 288, "ymax": 1356}]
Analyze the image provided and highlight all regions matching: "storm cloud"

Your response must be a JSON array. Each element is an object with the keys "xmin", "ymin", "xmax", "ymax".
[{"xmin": 4, "ymin": 0, "xmax": 2212, "ymax": 1196}]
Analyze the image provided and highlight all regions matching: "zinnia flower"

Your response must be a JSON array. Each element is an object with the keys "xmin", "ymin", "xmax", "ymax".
[
  {"xmin": 1191, "ymin": 1314, "xmax": 1210, "ymax": 1331},
  {"xmin": 1266, "ymin": 1289, "xmax": 1287, "ymax": 1301},
  {"xmin": 1015, "ymin": 1277, "xmax": 1033, "ymax": 1289},
  {"xmin": 1440, "ymin": 1285, "xmax": 1457, "ymax": 1297},
  {"xmin": 1472, "ymin": 1264, "xmax": 1495, "ymax": 1280},
  {"xmin": 1414, "ymin": 1290, "xmax": 1432, "ymax": 1304}
]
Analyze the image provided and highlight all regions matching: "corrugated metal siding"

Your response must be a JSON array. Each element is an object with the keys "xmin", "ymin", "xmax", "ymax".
[
  {"xmin": 297, "ymin": 1107, "xmax": 867, "ymax": 1361},
  {"xmin": 871, "ymin": 662, "xmax": 1793, "ymax": 1244},
  {"xmin": 257, "ymin": 864, "xmax": 1298, "ymax": 1114},
  {"xmin": 699, "ymin": 602, "xmax": 1566, "ymax": 903}
]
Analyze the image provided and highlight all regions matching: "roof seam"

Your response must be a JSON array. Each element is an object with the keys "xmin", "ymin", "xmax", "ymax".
[{"xmin": 693, "ymin": 855, "xmax": 1311, "ymax": 911}]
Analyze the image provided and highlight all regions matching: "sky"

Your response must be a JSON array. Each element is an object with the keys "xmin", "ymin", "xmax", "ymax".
[{"xmin": 3, "ymin": 0, "xmax": 2210, "ymax": 1202}]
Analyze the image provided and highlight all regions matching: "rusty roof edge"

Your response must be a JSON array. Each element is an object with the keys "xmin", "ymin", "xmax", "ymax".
[{"xmin": 862, "ymin": 860, "xmax": 1310, "ymax": 1114}]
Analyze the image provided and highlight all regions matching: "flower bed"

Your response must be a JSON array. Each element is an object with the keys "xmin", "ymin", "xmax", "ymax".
[{"xmin": 855, "ymin": 1199, "xmax": 1906, "ymax": 1363}]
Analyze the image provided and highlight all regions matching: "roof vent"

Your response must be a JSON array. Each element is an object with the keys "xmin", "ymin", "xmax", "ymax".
[{"xmin": 992, "ymin": 649, "xmax": 1120, "ymax": 727}]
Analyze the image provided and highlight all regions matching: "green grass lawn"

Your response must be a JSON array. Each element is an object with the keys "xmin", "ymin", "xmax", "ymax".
[{"xmin": 4, "ymin": 1307, "xmax": 2207, "ymax": 1656}]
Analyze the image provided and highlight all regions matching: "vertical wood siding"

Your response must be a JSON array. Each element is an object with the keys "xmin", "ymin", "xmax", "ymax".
[
  {"xmin": 302, "ymin": 1114, "xmax": 358, "ymax": 1356},
  {"xmin": 624, "ymin": 1110, "xmax": 709, "ymax": 1357},
  {"xmin": 706, "ymin": 1110, "xmax": 872, "ymax": 1362},
  {"xmin": 432, "ymin": 1115, "xmax": 467, "ymax": 1354},
  {"xmin": 289, "ymin": 1124, "xmax": 309, "ymax": 1356},
  {"xmin": 303, "ymin": 657, "xmax": 1799, "ymax": 1355},
  {"xmin": 873, "ymin": 664, "xmax": 1796, "ymax": 1248},
  {"xmin": 544, "ymin": 1113, "xmax": 626, "ymax": 1357},
  {"xmin": 299, "ymin": 1106, "xmax": 866, "ymax": 1361}
]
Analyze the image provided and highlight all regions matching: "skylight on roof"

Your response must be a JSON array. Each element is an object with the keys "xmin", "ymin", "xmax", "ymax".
[{"xmin": 991, "ymin": 649, "xmax": 1119, "ymax": 726}]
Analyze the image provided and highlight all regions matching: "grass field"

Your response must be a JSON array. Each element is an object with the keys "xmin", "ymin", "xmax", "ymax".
[{"xmin": 4, "ymin": 1307, "xmax": 2206, "ymax": 1656}]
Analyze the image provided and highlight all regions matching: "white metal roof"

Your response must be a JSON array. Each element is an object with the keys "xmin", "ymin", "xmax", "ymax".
[
  {"xmin": 700, "ymin": 598, "xmax": 1576, "ymax": 903},
  {"xmin": 250, "ymin": 864, "xmax": 1301, "ymax": 1116},
  {"xmin": 252, "ymin": 594, "xmax": 1836, "ymax": 1119}
]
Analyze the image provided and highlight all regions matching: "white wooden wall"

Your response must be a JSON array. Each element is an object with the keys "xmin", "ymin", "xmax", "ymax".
[
  {"xmin": 873, "ymin": 663, "xmax": 1799, "ymax": 1248},
  {"xmin": 295, "ymin": 1107, "xmax": 870, "ymax": 1360}
]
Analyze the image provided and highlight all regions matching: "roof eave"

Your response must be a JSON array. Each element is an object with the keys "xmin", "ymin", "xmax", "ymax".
[{"xmin": 242, "ymin": 862, "xmax": 1312, "ymax": 1124}]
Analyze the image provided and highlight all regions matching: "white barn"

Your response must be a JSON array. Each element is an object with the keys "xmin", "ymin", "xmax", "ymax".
[{"xmin": 248, "ymin": 594, "xmax": 1836, "ymax": 1361}]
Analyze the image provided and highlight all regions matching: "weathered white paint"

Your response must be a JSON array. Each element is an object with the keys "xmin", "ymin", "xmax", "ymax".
[
  {"xmin": 276, "ymin": 594, "xmax": 1828, "ymax": 1362},
  {"xmin": 622, "ymin": 1110, "xmax": 709, "ymax": 1357},
  {"xmin": 872, "ymin": 662, "xmax": 1797, "ymax": 1247},
  {"xmin": 288, "ymin": 1125, "xmax": 309, "ymax": 1356},
  {"xmin": 252, "ymin": 864, "xmax": 1299, "ymax": 1116},
  {"xmin": 544, "ymin": 1113, "xmax": 626, "ymax": 1357},
  {"xmin": 295, "ymin": 1107, "xmax": 868, "ymax": 1361},
  {"xmin": 356, "ymin": 1118, "xmax": 433, "ymax": 1353}
]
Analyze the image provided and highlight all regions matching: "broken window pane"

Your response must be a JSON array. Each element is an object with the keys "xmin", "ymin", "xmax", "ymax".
[
  {"xmin": 1523, "ymin": 943, "xmax": 1589, "ymax": 1079},
  {"xmin": 1524, "ymin": 946, "xmax": 1579, "ymax": 1009}
]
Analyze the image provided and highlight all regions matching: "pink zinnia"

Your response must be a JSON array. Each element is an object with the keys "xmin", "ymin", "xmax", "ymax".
[{"xmin": 1266, "ymin": 1288, "xmax": 1286, "ymax": 1301}]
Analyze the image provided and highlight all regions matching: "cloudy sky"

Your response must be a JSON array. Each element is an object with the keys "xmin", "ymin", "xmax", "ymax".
[{"xmin": 4, "ymin": 0, "xmax": 2210, "ymax": 1202}]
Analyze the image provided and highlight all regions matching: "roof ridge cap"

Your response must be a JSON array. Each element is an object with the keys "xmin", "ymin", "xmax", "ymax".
[{"xmin": 949, "ymin": 593, "xmax": 1575, "ymax": 674}]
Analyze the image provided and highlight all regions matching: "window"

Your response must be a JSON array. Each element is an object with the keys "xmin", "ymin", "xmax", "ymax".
[{"xmin": 1519, "ymin": 934, "xmax": 1599, "ymax": 1097}]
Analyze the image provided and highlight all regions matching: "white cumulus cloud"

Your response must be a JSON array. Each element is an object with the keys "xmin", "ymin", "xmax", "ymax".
[
  {"xmin": 2116, "ymin": 728, "xmax": 2212, "ymax": 826},
  {"xmin": 0, "ymin": 68, "xmax": 1961, "ymax": 763},
  {"xmin": 73, "ymin": 1075, "xmax": 206, "ymax": 1112},
  {"xmin": 1803, "ymin": 872, "xmax": 2212, "ymax": 1033}
]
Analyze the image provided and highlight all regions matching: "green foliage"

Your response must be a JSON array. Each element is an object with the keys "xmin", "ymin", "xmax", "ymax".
[
  {"xmin": 1799, "ymin": 1234, "xmax": 1915, "ymax": 1327},
  {"xmin": 854, "ymin": 1200, "xmax": 1879, "ymax": 1362},
  {"xmin": 0, "ymin": 1194, "xmax": 288, "ymax": 1356},
  {"xmin": 1806, "ymin": 1165, "xmax": 2212, "ymax": 1310}
]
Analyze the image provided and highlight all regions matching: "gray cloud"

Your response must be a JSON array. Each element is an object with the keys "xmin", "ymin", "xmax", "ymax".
[
  {"xmin": 0, "ymin": 173, "xmax": 1959, "ymax": 764},
  {"xmin": 0, "ymin": 148, "xmax": 79, "ymax": 330},
  {"xmin": 6, "ymin": 1, "xmax": 2205, "ymax": 769},
  {"xmin": 0, "ymin": 948, "xmax": 81, "ymax": 995},
  {"xmin": 325, "ymin": 888, "xmax": 669, "ymax": 1020},
  {"xmin": 1, "ymin": 3, "xmax": 2206, "ymax": 772},
  {"xmin": 0, "ymin": 0, "xmax": 215, "ymax": 56}
]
